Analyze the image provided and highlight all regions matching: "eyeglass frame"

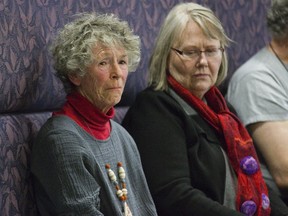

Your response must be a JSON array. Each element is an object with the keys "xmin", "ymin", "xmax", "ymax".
[{"xmin": 170, "ymin": 47, "xmax": 224, "ymax": 59}]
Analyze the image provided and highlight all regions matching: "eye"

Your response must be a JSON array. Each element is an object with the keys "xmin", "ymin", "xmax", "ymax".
[
  {"xmin": 206, "ymin": 48, "xmax": 218, "ymax": 53},
  {"xmin": 184, "ymin": 50, "xmax": 199, "ymax": 56},
  {"xmin": 205, "ymin": 48, "xmax": 219, "ymax": 57},
  {"xmin": 99, "ymin": 61, "xmax": 107, "ymax": 66},
  {"xmin": 119, "ymin": 60, "xmax": 127, "ymax": 65}
]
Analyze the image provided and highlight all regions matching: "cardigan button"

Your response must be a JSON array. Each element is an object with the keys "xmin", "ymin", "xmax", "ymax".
[
  {"xmin": 240, "ymin": 200, "xmax": 257, "ymax": 216},
  {"xmin": 240, "ymin": 156, "xmax": 259, "ymax": 175},
  {"xmin": 262, "ymin": 193, "xmax": 270, "ymax": 209}
]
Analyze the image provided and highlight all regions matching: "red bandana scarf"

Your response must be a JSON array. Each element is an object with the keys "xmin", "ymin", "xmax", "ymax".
[{"xmin": 167, "ymin": 74, "xmax": 271, "ymax": 216}]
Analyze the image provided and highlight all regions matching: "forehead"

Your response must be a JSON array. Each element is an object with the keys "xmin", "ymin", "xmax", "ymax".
[
  {"xmin": 92, "ymin": 44, "xmax": 127, "ymax": 57},
  {"xmin": 176, "ymin": 20, "xmax": 220, "ymax": 46}
]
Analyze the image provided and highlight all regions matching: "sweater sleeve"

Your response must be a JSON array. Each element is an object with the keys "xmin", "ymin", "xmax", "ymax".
[
  {"xmin": 31, "ymin": 122, "xmax": 103, "ymax": 215},
  {"xmin": 122, "ymin": 90, "xmax": 243, "ymax": 216}
]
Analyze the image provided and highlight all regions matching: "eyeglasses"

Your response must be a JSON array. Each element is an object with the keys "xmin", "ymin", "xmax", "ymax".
[{"xmin": 171, "ymin": 47, "xmax": 224, "ymax": 59}]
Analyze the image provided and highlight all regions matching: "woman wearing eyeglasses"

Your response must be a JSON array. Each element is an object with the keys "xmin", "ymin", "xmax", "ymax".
[{"xmin": 122, "ymin": 2, "xmax": 288, "ymax": 216}]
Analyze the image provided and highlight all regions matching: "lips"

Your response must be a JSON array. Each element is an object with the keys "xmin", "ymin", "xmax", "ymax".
[
  {"xmin": 194, "ymin": 73, "xmax": 209, "ymax": 77},
  {"xmin": 106, "ymin": 86, "xmax": 123, "ymax": 92},
  {"xmin": 108, "ymin": 86, "xmax": 122, "ymax": 89}
]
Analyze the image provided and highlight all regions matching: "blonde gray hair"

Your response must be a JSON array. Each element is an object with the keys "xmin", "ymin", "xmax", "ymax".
[
  {"xmin": 148, "ymin": 2, "xmax": 231, "ymax": 90},
  {"xmin": 50, "ymin": 13, "xmax": 140, "ymax": 92}
]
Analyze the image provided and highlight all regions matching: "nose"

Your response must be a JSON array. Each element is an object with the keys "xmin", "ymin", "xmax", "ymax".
[
  {"xmin": 197, "ymin": 52, "xmax": 208, "ymax": 65},
  {"xmin": 199, "ymin": 51, "xmax": 208, "ymax": 59},
  {"xmin": 110, "ymin": 62, "xmax": 122, "ymax": 79}
]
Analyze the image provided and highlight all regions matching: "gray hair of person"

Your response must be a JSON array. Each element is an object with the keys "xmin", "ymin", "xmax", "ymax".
[
  {"xmin": 267, "ymin": 0, "xmax": 288, "ymax": 40},
  {"xmin": 148, "ymin": 2, "xmax": 231, "ymax": 91},
  {"xmin": 50, "ymin": 13, "xmax": 141, "ymax": 93}
]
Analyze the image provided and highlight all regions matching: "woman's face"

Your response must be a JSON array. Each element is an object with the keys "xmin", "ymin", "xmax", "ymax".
[
  {"xmin": 69, "ymin": 45, "xmax": 129, "ymax": 114},
  {"xmin": 168, "ymin": 20, "xmax": 223, "ymax": 99}
]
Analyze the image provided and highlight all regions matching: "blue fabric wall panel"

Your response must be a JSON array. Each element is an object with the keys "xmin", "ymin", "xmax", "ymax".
[
  {"xmin": 0, "ymin": 0, "xmax": 271, "ymax": 113},
  {"xmin": 0, "ymin": 113, "xmax": 51, "ymax": 216},
  {"xmin": 0, "ymin": 0, "xmax": 272, "ymax": 215}
]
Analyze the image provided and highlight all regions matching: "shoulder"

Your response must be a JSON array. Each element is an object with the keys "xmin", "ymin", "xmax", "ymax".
[
  {"xmin": 134, "ymin": 87, "xmax": 174, "ymax": 103},
  {"xmin": 36, "ymin": 115, "xmax": 83, "ymax": 140},
  {"xmin": 110, "ymin": 120, "xmax": 141, "ymax": 159},
  {"xmin": 39, "ymin": 115, "xmax": 78, "ymax": 132},
  {"xmin": 123, "ymin": 88, "xmax": 185, "ymax": 128},
  {"xmin": 227, "ymin": 48, "xmax": 278, "ymax": 101},
  {"xmin": 230, "ymin": 50, "xmax": 261, "ymax": 79},
  {"xmin": 111, "ymin": 120, "xmax": 133, "ymax": 140},
  {"xmin": 111, "ymin": 120, "xmax": 137, "ymax": 145},
  {"xmin": 128, "ymin": 87, "xmax": 182, "ymax": 114},
  {"xmin": 34, "ymin": 116, "xmax": 85, "ymax": 151},
  {"xmin": 229, "ymin": 48, "xmax": 276, "ymax": 85},
  {"xmin": 122, "ymin": 88, "xmax": 191, "ymax": 138}
]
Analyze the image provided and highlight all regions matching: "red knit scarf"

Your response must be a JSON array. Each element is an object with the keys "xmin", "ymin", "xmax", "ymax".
[{"xmin": 167, "ymin": 74, "xmax": 271, "ymax": 216}]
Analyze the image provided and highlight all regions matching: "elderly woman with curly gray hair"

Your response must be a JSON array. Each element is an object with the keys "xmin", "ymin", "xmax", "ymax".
[{"xmin": 31, "ymin": 13, "xmax": 157, "ymax": 216}]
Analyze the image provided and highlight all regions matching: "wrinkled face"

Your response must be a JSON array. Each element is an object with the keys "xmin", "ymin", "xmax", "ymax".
[
  {"xmin": 69, "ymin": 45, "xmax": 129, "ymax": 113},
  {"xmin": 168, "ymin": 20, "xmax": 223, "ymax": 99}
]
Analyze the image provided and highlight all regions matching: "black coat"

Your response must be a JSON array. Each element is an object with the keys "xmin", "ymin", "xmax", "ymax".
[{"xmin": 122, "ymin": 87, "xmax": 288, "ymax": 216}]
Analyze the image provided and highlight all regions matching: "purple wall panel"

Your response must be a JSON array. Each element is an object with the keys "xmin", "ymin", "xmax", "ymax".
[
  {"xmin": 0, "ymin": 0, "xmax": 271, "ymax": 215},
  {"xmin": 0, "ymin": 0, "xmax": 271, "ymax": 113}
]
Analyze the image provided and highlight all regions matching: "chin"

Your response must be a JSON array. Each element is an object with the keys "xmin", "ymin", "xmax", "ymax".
[
  {"xmin": 193, "ymin": 85, "xmax": 211, "ymax": 92},
  {"xmin": 111, "ymin": 98, "xmax": 122, "ymax": 106}
]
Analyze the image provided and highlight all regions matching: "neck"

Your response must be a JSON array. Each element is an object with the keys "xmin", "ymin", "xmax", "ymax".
[
  {"xmin": 269, "ymin": 40, "xmax": 288, "ymax": 63},
  {"xmin": 53, "ymin": 92, "xmax": 114, "ymax": 140}
]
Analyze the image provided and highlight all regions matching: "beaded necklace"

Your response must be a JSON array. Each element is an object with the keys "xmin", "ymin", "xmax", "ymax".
[
  {"xmin": 83, "ymin": 119, "xmax": 133, "ymax": 216},
  {"xmin": 105, "ymin": 162, "xmax": 133, "ymax": 216}
]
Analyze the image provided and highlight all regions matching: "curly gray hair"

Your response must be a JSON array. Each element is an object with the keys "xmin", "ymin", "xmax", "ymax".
[
  {"xmin": 50, "ymin": 13, "xmax": 141, "ymax": 92},
  {"xmin": 267, "ymin": 0, "xmax": 288, "ymax": 39}
]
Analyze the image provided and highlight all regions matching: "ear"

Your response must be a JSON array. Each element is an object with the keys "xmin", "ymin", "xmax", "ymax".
[{"xmin": 68, "ymin": 73, "xmax": 82, "ymax": 86}]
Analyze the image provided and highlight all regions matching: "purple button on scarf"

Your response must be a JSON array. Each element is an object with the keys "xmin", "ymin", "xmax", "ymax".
[
  {"xmin": 241, "ymin": 200, "xmax": 257, "ymax": 216},
  {"xmin": 240, "ymin": 156, "xmax": 259, "ymax": 175},
  {"xmin": 262, "ymin": 193, "xmax": 270, "ymax": 209}
]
